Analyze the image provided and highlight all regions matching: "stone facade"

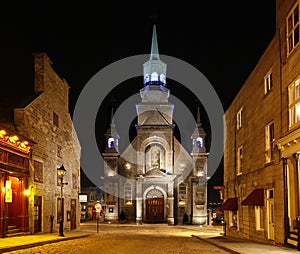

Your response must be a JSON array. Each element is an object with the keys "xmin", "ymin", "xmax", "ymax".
[
  {"xmin": 102, "ymin": 26, "xmax": 209, "ymax": 225},
  {"xmin": 223, "ymin": 0, "xmax": 300, "ymax": 247},
  {"xmin": 0, "ymin": 52, "xmax": 81, "ymax": 234}
]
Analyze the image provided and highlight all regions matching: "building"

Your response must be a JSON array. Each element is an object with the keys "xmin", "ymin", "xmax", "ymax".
[
  {"xmin": 222, "ymin": 0, "xmax": 300, "ymax": 248},
  {"xmin": 102, "ymin": 26, "xmax": 209, "ymax": 225},
  {"xmin": 0, "ymin": 52, "xmax": 81, "ymax": 236}
]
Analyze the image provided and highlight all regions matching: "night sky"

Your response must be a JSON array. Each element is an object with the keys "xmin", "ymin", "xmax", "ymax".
[{"xmin": 0, "ymin": 1, "xmax": 276, "ymax": 201}]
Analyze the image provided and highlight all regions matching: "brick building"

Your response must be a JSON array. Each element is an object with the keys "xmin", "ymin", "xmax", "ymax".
[
  {"xmin": 222, "ymin": 0, "xmax": 300, "ymax": 248},
  {"xmin": 0, "ymin": 53, "xmax": 81, "ymax": 235}
]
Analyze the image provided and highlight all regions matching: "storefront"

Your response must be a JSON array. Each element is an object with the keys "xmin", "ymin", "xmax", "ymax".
[{"xmin": 0, "ymin": 125, "xmax": 34, "ymax": 237}]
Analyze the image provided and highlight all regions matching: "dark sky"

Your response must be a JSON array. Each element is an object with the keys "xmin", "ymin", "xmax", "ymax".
[{"xmin": 0, "ymin": 1, "xmax": 276, "ymax": 200}]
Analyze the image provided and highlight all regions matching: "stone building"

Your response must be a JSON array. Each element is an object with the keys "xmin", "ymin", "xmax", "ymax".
[
  {"xmin": 0, "ymin": 52, "xmax": 81, "ymax": 235},
  {"xmin": 222, "ymin": 0, "xmax": 300, "ymax": 248},
  {"xmin": 102, "ymin": 26, "xmax": 209, "ymax": 225}
]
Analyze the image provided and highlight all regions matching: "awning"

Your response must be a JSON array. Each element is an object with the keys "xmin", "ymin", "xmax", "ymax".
[
  {"xmin": 218, "ymin": 197, "xmax": 238, "ymax": 211},
  {"xmin": 241, "ymin": 188, "xmax": 264, "ymax": 206}
]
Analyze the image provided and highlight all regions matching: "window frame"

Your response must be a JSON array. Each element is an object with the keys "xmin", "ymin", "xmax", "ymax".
[
  {"xmin": 255, "ymin": 205, "xmax": 264, "ymax": 231},
  {"xmin": 265, "ymin": 122, "xmax": 275, "ymax": 163},
  {"xmin": 264, "ymin": 71, "xmax": 273, "ymax": 95},
  {"xmin": 288, "ymin": 77, "xmax": 300, "ymax": 128},
  {"xmin": 237, "ymin": 145, "xmax": 243, "ymax": 175},
  {"xmin": 237, "ymin": 108, "xmax": 243, "ymax": 130},
  {"xmin": 287, "ymin": 1, "xmax": 300, "ymax": 54}
]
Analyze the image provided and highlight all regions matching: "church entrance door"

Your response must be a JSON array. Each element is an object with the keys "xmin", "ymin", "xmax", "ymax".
[{"xmin": 146, "ymin": 197, "xmax": 164, "ymax": 223}]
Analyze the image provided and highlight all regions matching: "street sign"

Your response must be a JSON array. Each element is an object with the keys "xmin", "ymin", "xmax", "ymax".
[{"xmin": 213, "ymin": 186, "xmax": 224, "ymax": 190}]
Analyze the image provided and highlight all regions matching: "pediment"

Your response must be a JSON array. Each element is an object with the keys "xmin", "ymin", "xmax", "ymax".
[{"xmin": 145, "ymin": 168, "xmax": 166, "ymax": 177}]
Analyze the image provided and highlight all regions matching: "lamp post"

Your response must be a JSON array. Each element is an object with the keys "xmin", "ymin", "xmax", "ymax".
[{"xmin": 57, "ymin": 165, "xmax": 67, "ymax": 237}]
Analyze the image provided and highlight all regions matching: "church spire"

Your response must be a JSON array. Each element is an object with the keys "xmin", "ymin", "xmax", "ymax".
[
  {"xmin": 150, "ymin": 25, "xmax": 160, "ymax": 60},
  {"xmin": 196, "ymin": 106, "xmax": 202, "ymax": 126},
  {"xmin": 143, "ymin": 25, "xmax": 167, "ymax": 86}
]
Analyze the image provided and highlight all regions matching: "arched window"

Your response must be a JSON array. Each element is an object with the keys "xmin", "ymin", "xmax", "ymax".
[
  {"xmin": 196, "ymin": 137, "xmax": 203, "ymax": 148},
  {"xmin": 144, "ymin": 74, "xmax": 150, "ymax": 85},
  {"xmin": 160, "ymin": 74, "xmax": 166, "ymax": 84},
  {"xmin": 108, "ymin": 137, "xmax": 115, "ymax": 148},
  {"xmin": 151, "ymin": 148, "xmax": 160, "ymax": 168},
  {"xmin": 151, "ymin": 72, "xmax": 158, "ymax": 82}
]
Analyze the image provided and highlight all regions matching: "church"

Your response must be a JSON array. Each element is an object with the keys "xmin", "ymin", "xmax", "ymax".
[{"xmin": 102, "ymin": 25, "xmax": 208, "ymax": 225}]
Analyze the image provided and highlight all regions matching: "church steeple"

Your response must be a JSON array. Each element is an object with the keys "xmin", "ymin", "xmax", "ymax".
[
  {"xmin": 191, "ymin": 106, "xmax": 206, "ymax": 154},
  {"xmin": 143, "ymin": 25, "xmax": 167, "ymax": 86},
  {"xmin": 104, "ymin": 107, "xmax": 120, "ymax": 153}
]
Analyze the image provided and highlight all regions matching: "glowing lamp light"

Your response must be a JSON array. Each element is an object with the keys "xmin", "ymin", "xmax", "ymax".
[
  {"xmin": 57, "ymin": 165, "xmax": 66, "ymax": 179},
  {"xmin": 24, "ymin": 189, "xmax": 31, "ymax": 196},
  {"xmin": 0, "ymin": 130, "xmax": 6, "ymax": 138}
]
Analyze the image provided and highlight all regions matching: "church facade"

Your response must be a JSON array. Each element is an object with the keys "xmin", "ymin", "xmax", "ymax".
[{"xmin": 102, "ymin": 26, "xmax": 208, "ymax": 225}]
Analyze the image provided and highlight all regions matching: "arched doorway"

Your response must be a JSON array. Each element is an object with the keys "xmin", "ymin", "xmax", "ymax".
[{"xmin": 146, "ymin": 189, "xmax": 164, "ymax": 223}]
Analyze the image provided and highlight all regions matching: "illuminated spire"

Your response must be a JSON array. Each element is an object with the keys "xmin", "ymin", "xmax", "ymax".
[
  {"xmin": 150, "ymin": 25, "xmax": 160, "ymax": 60},
  {"xmin": 143, "ymin": 25, "xmax": 167, "ymax": 86}
]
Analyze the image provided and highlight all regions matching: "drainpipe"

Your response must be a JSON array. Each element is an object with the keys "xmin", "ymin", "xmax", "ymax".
[{"xmin": 283, "ymin": 158, "xmax": 289, "ymax": 244}]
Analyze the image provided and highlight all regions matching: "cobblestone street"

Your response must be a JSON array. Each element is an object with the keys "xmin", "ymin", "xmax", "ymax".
[{"xmin": 3, "ymin": 223, "xmax": 229, "ymax": 254}]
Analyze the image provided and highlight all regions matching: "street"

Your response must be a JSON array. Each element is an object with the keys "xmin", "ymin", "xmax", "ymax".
[{"xmin": 4, "ymin": 222, "xmax": 229, "ymax": 254}]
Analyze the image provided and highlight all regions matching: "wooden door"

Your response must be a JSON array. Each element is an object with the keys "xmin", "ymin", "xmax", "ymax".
[
  {"xmin": 146, "ymin": 198, "xmax": 164, "ymax": 222},
  {"xmin": 34, "ymin": 196, "xmax": 42, "ymax": 233},
  {"xmin": 71, "ymin": 199, "xmax": 76, "ymax": 230}
]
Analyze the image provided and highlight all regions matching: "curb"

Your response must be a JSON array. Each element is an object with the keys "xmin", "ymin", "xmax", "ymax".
[
  {"xmin": 192, "ymin": 235, "xmax": 241, "ymax": 254},
  {"xmin": 0, "ymin": 234, "xmax": 91, "ymax": 254}
]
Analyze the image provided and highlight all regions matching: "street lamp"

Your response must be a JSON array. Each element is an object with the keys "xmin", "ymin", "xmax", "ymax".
[{"xmin": 57, "ymin": 165, "xmax": 67, "ymax": 237}]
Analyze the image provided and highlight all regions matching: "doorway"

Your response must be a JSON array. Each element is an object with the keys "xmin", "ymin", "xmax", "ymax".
[
  {"xmin": 267, "ymin": 189, "xmax": 275, "ymax": 240},
  {"xmin": 71, "ymin": 199, "xmax": 76, "ymax": 230},
  {"xmin": 146, "ymin": 197, "xmax": 164, "ymax": 222},
  {"xmin": 34, "ymin": 196, "xmax": 42, "ymax": 233}
]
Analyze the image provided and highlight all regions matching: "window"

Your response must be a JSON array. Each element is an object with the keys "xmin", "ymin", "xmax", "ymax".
[
  {"xmin": 89, "ymin": 192, "xmax": 95, "ymax": 201},
  {"xmin": 229, "ymin": 210, "xmax": 238, "ymax": 228},
  {"xmin": 34, "ymin": 160, "xmax": 43, "ymax": 183},
  {"xmin": 196, "ymin": 137, "xmax": 203, "ymax": 148},
  {"xmin": 151, "ymin": 148, "xmax": 160, "ymax": 168},
  {"xmin": 237, "ymin": 145, "xmax": 243, "ymax": 175},
  {"xmin": 178, "ymin": 183, "xmax": 187, "ymax": 205},
  {"xmin": 265, "ymin": 122, "xmax": 275, "ymax": 163},
  {"xmin": 124, "ymin": 183, "xmax": 132, "ymax": 205},
  {"xmin": 264, "ymin": 71, "xmax": 273, "ymax": 94},
  {"xmin": 53, "ymin": 111, "xmax": 59, "ymax": 127},
  {"xmin": 237, "ymin": 108, "xmax": 243, "ymax": 130},
  {"xmin": 57, "ymin": 144, "xmax": 62, "ymax": 158},
  {"xmin": 255, "ymin": 206, "xmax": 264, "ymax": 231},
  {"xmin": 288, "ymin": 77, "xmax": 300, "ymax": 127},
  {"xmin": 287, "ymin": 2, "xmax": 300, "ymax": 54},
  {"xmin": 72, "ymin": 173, "xmax": 78, "ymax": 189},
  {"xmin": 108, "ymin": 137, "xmax": 115, "ymax": 149}
]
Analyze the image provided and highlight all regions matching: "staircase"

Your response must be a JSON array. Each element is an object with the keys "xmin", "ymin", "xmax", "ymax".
[
  {"xmin": 287, "ymin": 231, "xmax": 298, "ymax": 247},
  {"xmin": 6, "ymin": 225, "xmax": 22, "ymax": 237}
]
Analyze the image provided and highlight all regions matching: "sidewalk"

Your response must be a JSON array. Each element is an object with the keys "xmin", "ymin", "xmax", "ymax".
[
  {"xmin": 0, "ymin": 222, "xmax": 299, "ymax": 254},
  {"xmin": 184, "ymin": 225, "xmax": 300, "ymax": 254},
  {"xmin": 0, "ymin": 229, "xmax": 92, "ymax": 253}
]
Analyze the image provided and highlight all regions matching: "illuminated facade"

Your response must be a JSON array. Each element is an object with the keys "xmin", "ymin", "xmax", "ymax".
[
  {"xmin": 223, "ymin": 0, "xmax": 300, "ymax": 248},
  {"xmin": 102, "ymin": 26, "xmax": 209, "ymax": 225},
  {"xmin": 0, "ymin": 125, "xmax": 35, "ymax": 237},
  {"xmin": 0, "ymin": 53, "xmax": 81, "ymax": 236}
]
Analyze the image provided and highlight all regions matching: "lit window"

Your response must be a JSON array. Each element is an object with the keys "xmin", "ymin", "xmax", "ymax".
[
  {"xmin": 265, "ymin": 122, "xmax": 275, "ymax": 163},
  {"xmin": 237, "ymin": 145, "xmax": 243, "ymax": 175},
  {"xmin": 288, "ymin": 77, "xmax": 300, "ymax": 128},
  {"xmin": 255, "ymin": 206, "xmax": 264, "ymax": 231},
  {"xmin": 108, "ymin": 137, "xmax": 115, "ymax": 149},
  {"xmin": 160, "ymin": 74, "xmax": 166, "ymax": 84},
  {"xmin": 124, "ymin": 183, "xmax": 132, "ymax": 205},
  {"xmin": 264, "ymin": 71, "xmax": 273, "ymax": 94},
  {"xmin": 178, "ymin": 183, "xmax": 187, "ymax": 205},
  {"xmin": 229, "ymin": 210, "xmax": 238, "ymax": 228},
  {"xmin": 196, "ymin": 137, "xmax": 203, "ymax": 148},
  {"xmin": 151, "ymin": 72, "xmax": 158, "ymax": 81},
  {"xmin": 151, "ymin": 148, "xmax": 160, "ymax": 168},
  {"xmin": 237, "ymin": 108, "xmax": 243, "ymax": 130},
  {"xmin": 287, "ymin": 2, "xmax": 300, "ymax": 54}
]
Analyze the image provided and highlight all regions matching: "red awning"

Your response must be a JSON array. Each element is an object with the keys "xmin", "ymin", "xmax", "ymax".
[
  {"xmin": 218, "ymin": 197, "xmax": 238, "ymax": 211},
  {"xmin": 241, "ymin": 189, "xmax": 264, "ymax": 206}
]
